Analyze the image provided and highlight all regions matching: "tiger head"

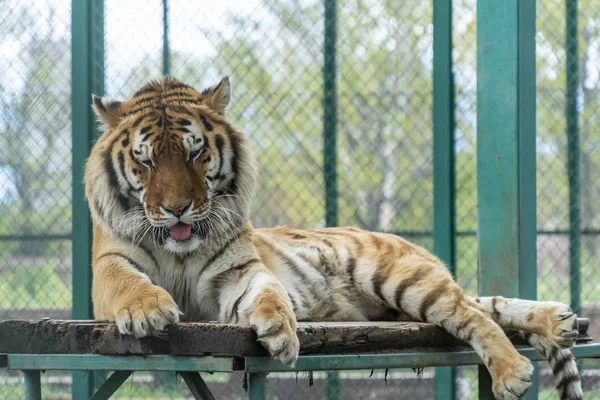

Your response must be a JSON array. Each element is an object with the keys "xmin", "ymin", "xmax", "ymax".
[{"xmin": 85, "ymin": 77, "xmax": 257, "ymax": 254}]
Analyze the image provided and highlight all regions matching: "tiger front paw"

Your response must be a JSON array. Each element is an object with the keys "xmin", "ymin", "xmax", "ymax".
[
  {"xmin": 249, "ymin": 289, "xmax": 299, "ymax": 366},
  {"xmin": 492, "ymin": 356, "xmax": 534, "ymax": 400},
  {"xmin": 114, "ymin": 285, "xmax": 181, "ymax": 338}
]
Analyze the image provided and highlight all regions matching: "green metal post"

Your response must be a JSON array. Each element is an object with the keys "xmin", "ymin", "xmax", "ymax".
[
  {"xmin": 72, "ymin": 0, "xmax": 104, "ymax": 398},
  {"xmin": 162, "ymin": 0, "xmax": 170, "ymax": 76},
  {"xmin": 324, "ymin": 0, "xmax": 339, "ymax": 391},
  {"xmin": 323, "ymin": 0, "xmax": 338, "ymax": 227},
  {"xmin": 432, "ymin": 0, "xmax": 456, "ymax": 399},
  {"xmin": 23, "ymin": 371, "xmax": 41, "ymax": 400},
  {"xmin": 247, "ymin": 373, "xmax": 267, "ymax": 400},
  {"xmin": 566, "ymin": 0, "xmax": 580, "ymax": 317},
  {"xmin": 477, "ymin": 0, "xmax": 537, "ymax": 398}
]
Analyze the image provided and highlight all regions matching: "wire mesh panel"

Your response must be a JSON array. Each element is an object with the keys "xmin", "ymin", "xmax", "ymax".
[
  {"xmin": 2, "ymin": 0, "xmax": 600, "ymax": 398},
  {"xmin": 0, "ymin": 0, "xmax": 72, "ymax": 398}
]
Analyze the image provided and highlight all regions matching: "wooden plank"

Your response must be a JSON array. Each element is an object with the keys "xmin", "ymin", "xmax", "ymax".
[{"xmin": 0, "ymin": 319, "xmax": 592, "ymax": 357}]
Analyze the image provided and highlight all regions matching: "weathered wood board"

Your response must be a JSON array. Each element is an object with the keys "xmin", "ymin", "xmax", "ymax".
[{"xmin": 0, "ymin": 319, "xmax": 592, "ymax": 357}]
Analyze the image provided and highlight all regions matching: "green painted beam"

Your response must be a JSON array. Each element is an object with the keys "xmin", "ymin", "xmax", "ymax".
[
  {"xmin": 243, "ymin": 344, "xmax": 600, "ymax": 373},
  {"xmin": 477, "ymin": 0, "xmax": 537, "ymax": 398},
  {"xmin": 179, "ymin": 371, "xmax": 216, "ymax": 400},
  {"xmin": 89, "ymin": 371, "xmax": 132, "ymax": 400},
  {"xmin": 566, "ymin": 0, "xmax": 581, "ymax": 317},
  {"xmin": 432, "ymin": 0, "xmax": 455, "ymax": 399},
  {"xmin": 71, "ymin": 0, "xmax": 104, "ymax": 398},
  {"xmin": 162, "ymin": 0, "xmax": 170, "ymax": 76},
  {"xmin": 6, "ymin": 355, "xmax": 239, "ymax": 372},
  {"xmin": 323, "ymin": 0, "xmax": 338, "ymax": 227}
]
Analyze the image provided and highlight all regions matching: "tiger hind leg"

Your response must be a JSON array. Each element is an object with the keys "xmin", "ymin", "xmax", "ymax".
[
  {"xmin": 376, "ymin": 259, "xmax": 533, "ymax": 399},
  {"xmin": 473, "ymin": 296, "xmax": 582, "ymax": 400},
  {"xmin": 471, "ymin": 296, "xmax": 579, "ymax": 348}
]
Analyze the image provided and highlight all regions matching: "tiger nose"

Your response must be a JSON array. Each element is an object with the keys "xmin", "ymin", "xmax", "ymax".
[{"xmin": 162, "ymin": 201, "xmax": 192, "ymax": 217}]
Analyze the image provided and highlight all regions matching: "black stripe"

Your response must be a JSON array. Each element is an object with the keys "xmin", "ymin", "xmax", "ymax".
[
  {"xmin": 213, "ymin": 258, "xmax": 261, "ymax": 320},
  {"xmin": 177, "ymin": 118, "xmax": 192, "ymax": 126},
  {"xmin": 104, "ymin": 150, "xmax": 130, "ymax": 211},
  {"xmin": 200, "ymin": 115, "xmax": 214, "ymax": 131},
  {"xmin": 215, "ymin": 134, "xmax": 225, "ymax": 180},
  {"xmin": 118, "ymin": 151, "xmax": 137, "ymax": 193},
  {"xmin": 223, "ymin": 128, "xmax": 240, "ymax": 195},
  {"xmin": 131, "ymin": 113, "xmax": 150, "ymax": 129},
  {"xmin": 296, "ymin": 250, "xmax": 327, "ymax": 280},
  {"xmin": 106, "ymin": 100, "xmax": 122, "ymax": 111},
  {"xmin": 138, "ymin": 243, "xmax": 159, "ymax": 269},
  {"xmin": 257, "ymin": 237, "xmax": 323, "ymax": 303},
  {"xmin": 97, "ymin": 252, "xmax": 146, "ymax": 275},
  {"xmin": 93, "ymin": 95, "xmax": 106, "ymax": 112},
  {"xmin": 395, "ymin": 268, "xmax": 427, "ymax": 307},
  {"xmin": 164, "ymin": 91, "xmax": 200, "ymax": 101},
  {"xmin": 93, "ymin": 197, "xmax": 105, "ymax": 221},
  {"xmin": 346, "ymin": 255, "xmax": 357, "ymax": 288},
  {"xmin": 133, "ymin": 84, "xmax": 158, "ymax": 97},
  {"xmin": 418, "ymin": 281, "xmax": 449, "ymax": 321},
  {"xmin": 166, "ymin": 81, "xmax": 194, "ymax": 91},
  {"xmin": 232, "ymin": 285, "xmax": 252, "ymax": 323},
  {"xmin": 491, "ymin": 297, "xmax": 501, "ymax": 321},
  {"xmin": 556, "ymin": 373, "xmax": 581, "ymax": 396},
  {"xmin": 201, "ymin": 228, "xmax": 247, "ymax": 270},
  {"xmin": 140, "ymin": 126, "xmax": 153, "ymax": 135},
  {"xmin": 552, "ymin": 354, "xmax": 573, "ymax": 376},
  {"xmin": 371, "ymin": 266, "xmax": 388, "ymax": 302},
  {"xmin": 455, "ymin": 315, "xmax": 476, "ymax": 340}
]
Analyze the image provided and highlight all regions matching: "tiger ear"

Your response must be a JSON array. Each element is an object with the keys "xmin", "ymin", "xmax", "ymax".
[
  {"xmin": 92, "ymin": 94, "xmax": 123, "ymax": 130},
  {"xmin": 202, "ymin": 76, "xmax": 230, "ymax": 114}
]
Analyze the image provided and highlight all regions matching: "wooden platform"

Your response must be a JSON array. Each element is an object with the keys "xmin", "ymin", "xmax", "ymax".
[{"xmin": 0, "ymin": 318, "xmax": 592, "ymax": 357}]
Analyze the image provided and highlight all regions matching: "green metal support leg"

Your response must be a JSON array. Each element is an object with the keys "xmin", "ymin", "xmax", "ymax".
[
  {"xmin": 248, "ymin": 373, "xmax": 267, "ymax": 400},
  {"xmin": 90, "ymin": 371, "xmax": 132, "ymax": 400},
  {"xmin": 326, "ymin": 371, "xmax": 341, "ymax": 400},
  {"xmin": 180, "ymin": 371, "xmax": 216, "ymax": 400},
  {"xmin": 23, "ymin": 370, "xmax": 41, "ymax": 400}
]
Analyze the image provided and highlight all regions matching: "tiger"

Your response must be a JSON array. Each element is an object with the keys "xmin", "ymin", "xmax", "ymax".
[{"xmin": 86, "ymin": 77, "xmax": 583, "ymax": 400}]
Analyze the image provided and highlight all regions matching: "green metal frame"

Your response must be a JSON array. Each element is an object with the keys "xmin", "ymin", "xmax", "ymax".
[
  {"xmin": 566, "ymin": 0, "xmax": 580, "ymax": 318},
  {"xmin": 323, "ymin": 0, "xmax": 338, "ymax": 228},
  {"xmin": 5, "ymin": 344, "xmax": 600, "ymax": 400},
  {"xmin": 59, "ymin": 0, "xmax": 587, "ymax": 398},
  {"xmin": 71, "ymin": 0, "xmax": 105, "ymax": 398},
  {"xmin": 162, "ymin": 0, "xmax": 170, "ymax": 76},
  {"xmin": 323, "ymin": 0, "xmax": 339, "ymax": 392},
  {"xmin": 432, "ymin": 0, "xmax": 455, "ymax": 399},
  {"xmin": 476, "ymin": 0, "xmax": 537, "ymax": 398}
]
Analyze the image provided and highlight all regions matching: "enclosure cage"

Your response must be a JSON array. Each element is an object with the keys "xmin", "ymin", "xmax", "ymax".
[{"xmin": 1, "ymin": 0, "xmax": 600, "ymax": 398}]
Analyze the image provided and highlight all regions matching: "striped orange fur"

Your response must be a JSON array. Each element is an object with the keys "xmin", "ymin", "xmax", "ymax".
[{"xmin": 85, "ymin": 78, "xmax": 582, "ymax": 400}]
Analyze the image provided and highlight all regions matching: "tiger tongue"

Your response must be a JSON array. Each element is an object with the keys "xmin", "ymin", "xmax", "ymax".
[{"xmin": 170, "ymin": 223, "xmax": 192, "ymax": 241}]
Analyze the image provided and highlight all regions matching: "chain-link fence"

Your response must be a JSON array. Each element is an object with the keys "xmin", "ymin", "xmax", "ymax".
[{"xmin": 1, "ymin": 0, "xmax": 600, "ymax": 398}]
